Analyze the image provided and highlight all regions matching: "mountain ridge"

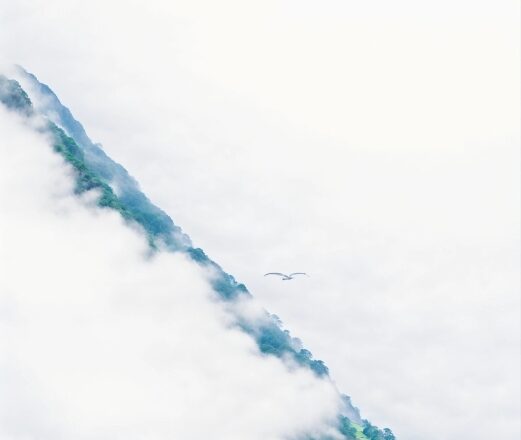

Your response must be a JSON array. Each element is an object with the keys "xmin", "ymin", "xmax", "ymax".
[{"xmin": 0, "ymin": 68, "xmax": 395, "ymax": 440}]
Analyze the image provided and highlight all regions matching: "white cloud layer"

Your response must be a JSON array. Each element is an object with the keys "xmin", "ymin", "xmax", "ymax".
[
  {"xmin": 0, "ymin": 109, "xmax": 343, "ymax": 439},
  {"xmin": 1, "ymin": 1, "xmax": 520, "ymax": 439}
]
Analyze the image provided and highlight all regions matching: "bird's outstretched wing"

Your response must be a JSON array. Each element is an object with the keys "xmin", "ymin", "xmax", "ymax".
[
  {"xmin": 289, "ymin": 272, "xmax": 308, "ymax": 277},
  {"xmin": 264, "ymin": 272, "xmax": 287, "ymax": 277}
]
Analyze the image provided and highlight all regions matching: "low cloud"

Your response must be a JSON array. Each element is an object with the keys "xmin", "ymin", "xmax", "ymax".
[{"xmin": 0, "ymin": 108, "xmax": 343, "ymax": 440}]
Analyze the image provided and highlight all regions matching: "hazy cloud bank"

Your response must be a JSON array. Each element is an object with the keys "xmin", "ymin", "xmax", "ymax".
[{"xmin": 0, "ymin": 107, "xmax": 343, "ymax": 440}]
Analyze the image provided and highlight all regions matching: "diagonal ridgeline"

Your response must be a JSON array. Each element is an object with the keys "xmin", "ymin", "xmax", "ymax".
[{"xmin": 0, "ymin": 67, "xmax": 395, "ymax": 440}]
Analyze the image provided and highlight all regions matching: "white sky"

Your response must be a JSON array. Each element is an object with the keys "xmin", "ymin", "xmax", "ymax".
[{"xmin": 1, "ymin": 1, "xmax": 520, "ymax": 439}]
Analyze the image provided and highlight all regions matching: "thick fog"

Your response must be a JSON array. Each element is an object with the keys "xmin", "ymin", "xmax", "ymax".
[
  {"xmin": 1, "ymin": 1, "xmax": 520, "ymax": 439},
  {"xmin": 0, "ymin": 107, "xmax": 346, "ymax": 439}
]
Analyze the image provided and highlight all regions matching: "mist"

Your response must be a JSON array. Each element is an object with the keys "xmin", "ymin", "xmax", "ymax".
[
  {"xmin": 0, "ymin": 106, "xmax": 348, "ymax": 439},
  {"xmin": 1, "ymin": 1, "xmax": 520, "ymax": 439}
]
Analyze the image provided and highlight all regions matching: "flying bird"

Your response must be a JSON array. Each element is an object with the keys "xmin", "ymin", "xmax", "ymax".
[{"xmin": 264, "ymin": 272, "xmax": 309, "ymax": 281}]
